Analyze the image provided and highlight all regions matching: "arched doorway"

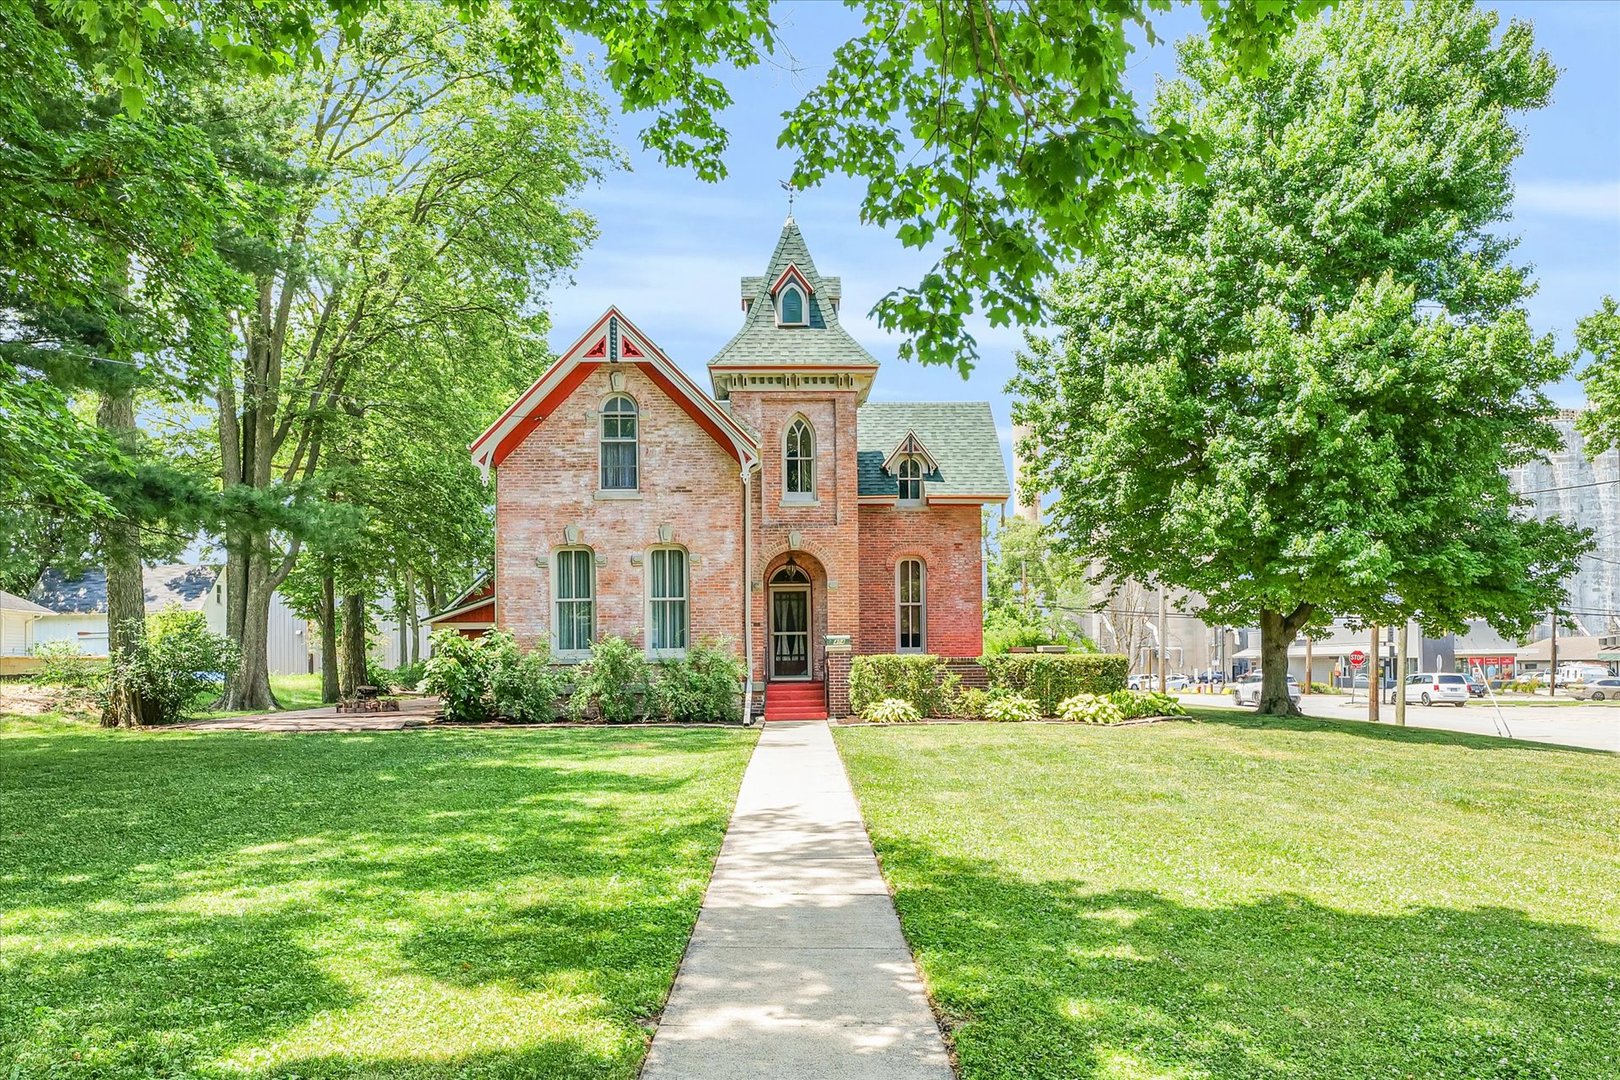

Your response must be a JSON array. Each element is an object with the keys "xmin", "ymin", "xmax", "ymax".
[{"xmin": 768, "ymin": 560, "xmax": 812, "ymax": 680}]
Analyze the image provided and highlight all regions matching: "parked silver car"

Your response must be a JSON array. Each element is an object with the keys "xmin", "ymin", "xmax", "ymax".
[
  {"xmin": 1402, "ymin": 672, "xmax": 1470, "ymax": 707},
  {"xmin": 1571, "ymin": 677, "xmax": 1620, "ymax": 701},
  {"xmin": 1230, "ymin": 672, "xmax": 1301, "ymax": 707}
]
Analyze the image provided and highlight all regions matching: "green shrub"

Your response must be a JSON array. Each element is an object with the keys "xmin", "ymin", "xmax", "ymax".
[
  {"xmin": 982, "ymin": 653, "xmax": 1129, "ymax": 713},
  {"xmin": 1106, "ymin": 689, "xmax": 1186, "ymax": 719},
  {"xmin": 1057, "ymin": 692, "xmax": 1126, "ymax": 724},
  {"xmin": 491, "ymin": 644, "xmax": 570, "ymax": 723},
  {"xmin": 1309, "ymin": 681, "xmax": 1338, "ymax": 696},
  {"xmin": 849, "ymin": 654, "xmax": 960, "ymax": 717},
  {"xmin": 649, "ymin": 640, "xmax": 744, "ymax": 722},
  {"xmin": 984, "ymin": 692, "xmax": 1041, "ymax": 723},
  {"xmin": 953, "ymin": 687, "xmax": 997, "ymax": 719},
  {"xmin": 29, "ymin": 641, "xmax": 105, "ymax": 702},
  {"xmin": 863, "ymin": 697, "xmax": 922, "ymax": 724},
  {"xmin": 369, "ymin": 660, "xmax": 429, "ymax": 692},
  {"xmin": 569, "ymin": 635, "xmax": 649, "ymax": 722},
  {"xmin": 422, "ymin": 629, "xmax": 509, "ymax": 722},
  {"xmin": 105, "ymin": 619, "xmax": 240, "ymax": 725}
]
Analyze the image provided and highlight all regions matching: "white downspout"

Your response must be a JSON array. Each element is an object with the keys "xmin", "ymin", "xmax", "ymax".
[{"xmin": 741, "ymin": 463, "xmax": 754, "ymax": 724}]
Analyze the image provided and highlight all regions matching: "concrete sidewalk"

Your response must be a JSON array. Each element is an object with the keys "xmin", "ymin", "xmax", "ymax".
[{"xmin": 642, "ymin": 720, "xmax": 952, "ymax": 1080}]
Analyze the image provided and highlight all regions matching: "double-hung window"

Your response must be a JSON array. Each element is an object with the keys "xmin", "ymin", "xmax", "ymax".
[
  {"xmin": 897, "ymin": 456, "xmax": 924, "ymax": 505},
  {"xmin": 649, "ymin": 547, "xmax": 689, "ymax": 654},
  {"xmin": 600, "ymin": 395, "xmax": 638, "ymax": 490},
  {"xmin": 555, "ymin": 548, "xmax": 595, "ymax": 653},
  {"xmin": 897, "ymin": 558, "xmax": 925, "ymax": 652}
]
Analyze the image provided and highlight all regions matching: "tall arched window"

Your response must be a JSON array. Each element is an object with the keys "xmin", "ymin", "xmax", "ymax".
[
  {"xmin": 600, "ymin": 395, "xmax": 638, "ymax": 490},
  {"xmin": 897, "ymin": 456, "xmax": 924, "ymax": 505},
  {"xmin": 554, "ymin": 547, "xmax": 596, "ymax": 654},
  {"xmin": 648, "ymin": 547, "xmax": 689, "ymax": 655},
  {"xmin": 784, "ymin": 418, "xmax": 815, "ymax": 501},
  {"xmin": 778, "ymin": 284, "xmax": 805, "ymax": 326},
  {"xmin": 896, "ymin": 558, "xmax": 925, "ymax": 652}
]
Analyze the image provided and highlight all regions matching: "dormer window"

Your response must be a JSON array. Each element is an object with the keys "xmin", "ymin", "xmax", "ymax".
[
  {"xmin": 777, "ymin": 283, "xmax": 806, "ymax": 326},
  {"xmin": 897, "ymin": 456, "xmax": 924, "ymax": 506}
]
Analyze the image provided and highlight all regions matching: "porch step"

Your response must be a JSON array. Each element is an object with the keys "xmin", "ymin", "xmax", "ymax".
[{"xmin": 763, "ymin": 681, "xmax": 827, "ymax": 721}]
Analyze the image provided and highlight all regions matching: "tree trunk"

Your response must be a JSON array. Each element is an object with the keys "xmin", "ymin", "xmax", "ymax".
[
  {"xmin": 403, "ymin": 566, "xmax": 419, "ymax": 666},
  {"xmin": 97, "ymin": 389, "xmax": 154, "ymax": 728},
  {"xmin": 1256, "ymin": 606, "xmax": 1312, "ymax": 716},
  {"xmin": 341, "ymin": 592, "xmax": 367, "ymax": 695},
  {"xmin": 320, "ymin": 571, "xmax": 340, "ymax": 703}
]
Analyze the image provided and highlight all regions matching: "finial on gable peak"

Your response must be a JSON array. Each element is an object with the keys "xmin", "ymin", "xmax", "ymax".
[{"xmin": 778, "ymin": 178, "xmax": 796, "ymax": 220}]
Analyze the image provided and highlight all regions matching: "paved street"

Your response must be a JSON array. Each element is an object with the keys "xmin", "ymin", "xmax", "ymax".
[{"xmin": 1181, "ymin": 691, "xmax": 1620, "ymax": 752}]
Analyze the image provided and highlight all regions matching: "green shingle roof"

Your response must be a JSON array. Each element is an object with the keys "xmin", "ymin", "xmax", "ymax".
[
  {"xmin": 708, "ymin": 219, "xmax": 878, "ymax": 369},
  {"xmin": 857, "ymin": 402, "xmax": 1010, "ymax": 500}
]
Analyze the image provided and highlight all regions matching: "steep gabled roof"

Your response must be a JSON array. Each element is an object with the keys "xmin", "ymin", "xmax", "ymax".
[
  {"xmin": 31, "ymin": 565, "xmax": 220, "ymax": 615},
  {"xmin": 470, "ymin": 307, "xmax": 760, "ymax": 478},
  {"xmin": 0, "ymin": 590, "xmax": 54, "ymax": 616},
  {"xmin": 708, "ymin": 219, "xmax": 879, "ymax": 371},
  {"xmin": 856, "ymin": 402, "xmax": 1010, "ymax": 502}
]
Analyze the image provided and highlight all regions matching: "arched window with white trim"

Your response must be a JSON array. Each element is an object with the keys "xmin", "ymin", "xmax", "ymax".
[
  {"xmin": 554, "ymin": 547, "xmax": 596, "ymax": 654},
  {"xmin": 784, "ymin": 418, "xmax": 815, "ymax": 501},
  {"xmin": 648, "ymin": 546, "xmax": 689, "ymax": 655},
  {"xmin": 897, "ymin": 456, "xmax": 924, "ymax": 506},
  {"xmin": 777, "ymin": 283, "xmax": 806, "ymax": 326},
  {"xmin": 600, "ymin": 395, "xmax": 638, "ymax": 490},
  {"xmin": 896, "ymin": 558, "xmax": 925, "ymax": 652}
]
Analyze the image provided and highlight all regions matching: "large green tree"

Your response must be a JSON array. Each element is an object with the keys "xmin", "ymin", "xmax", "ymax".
[
  {"xmin": 206, "ymin": 4, "xmax": 608, "ymax": 710},
  {"xmin": 1011, "ymin": 0, "xmax": 1589, "ymax": 715},
  {"xmin": 69, "ymin": 0, "xmax": 1324, "ymax": 374},
  {"xmin": 1573, "ymin": 297, "xmax": 1620, "ymax": 455}
]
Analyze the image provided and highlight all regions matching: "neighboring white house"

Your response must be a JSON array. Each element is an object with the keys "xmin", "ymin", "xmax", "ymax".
[
  {"xmin": 1, "ymin": 590, "xmax": 54, "ymax": 658},
  {"xmin": 29, "ymin": 565, "xmax": 317, "ymax": 675}
]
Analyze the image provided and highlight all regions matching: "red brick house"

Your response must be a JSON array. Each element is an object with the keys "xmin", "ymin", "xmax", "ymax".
[{"xmin": 434, "ymin": 220, "xmax": 1009, "ymax": 717}]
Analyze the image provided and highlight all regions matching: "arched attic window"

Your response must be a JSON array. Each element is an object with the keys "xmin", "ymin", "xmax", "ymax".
[
  {"xmin": 777, "ymin": 283, "xmax": 806, "ymax": 326},
  {"xmin": 600, "ymin": 394, "xmax": 638, "ymax": 490}
]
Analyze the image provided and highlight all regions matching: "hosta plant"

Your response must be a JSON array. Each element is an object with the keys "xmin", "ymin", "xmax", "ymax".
[
  {"xmin": 1057, "ymin": 693, "xmax": 1127, "ymax": 725},
  {"xmin": 1108, "ymin": 690, "xmax": 1187, "ymax": 719},
  {"xmin": 984, "ymin": 692, "xmax": 1041, "ymax": 723},
  {"xmin": 863, "ymin": 697, "xmax": 922, "ymax": 724}
]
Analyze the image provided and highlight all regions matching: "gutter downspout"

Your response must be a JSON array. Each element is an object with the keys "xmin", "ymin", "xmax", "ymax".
[{"xmin": 741, "ymin": 463, "xmax": 754, "ymax": 724}]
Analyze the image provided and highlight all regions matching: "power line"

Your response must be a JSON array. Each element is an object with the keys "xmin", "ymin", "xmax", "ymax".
[{"xmin": 1514, "ymin": 477, "xmax": 1620, "ymax": 496}]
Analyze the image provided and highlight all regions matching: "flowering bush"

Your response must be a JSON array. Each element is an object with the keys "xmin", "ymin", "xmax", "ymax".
[
  {"xmin": 984, "ymin": 692, "xmax": 1041, "ymax": 723},
  {"xmin": 863, "ymin": 697, "xmax": 922, "ymax": 724},
  {"xmin": 1057, "ymin": 693, "xmax": 1126, "ymax": 725}
]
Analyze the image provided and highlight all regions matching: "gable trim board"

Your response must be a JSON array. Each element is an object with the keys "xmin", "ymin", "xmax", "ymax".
[{"xmin": 471, "ymin": 307, "xmax": 760, "ymax": 479}]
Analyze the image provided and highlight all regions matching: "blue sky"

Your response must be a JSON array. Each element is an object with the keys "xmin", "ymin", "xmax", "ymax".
[{"xmin": 546, "ymin": 1, "xmax": 1620, "ymax": 455}]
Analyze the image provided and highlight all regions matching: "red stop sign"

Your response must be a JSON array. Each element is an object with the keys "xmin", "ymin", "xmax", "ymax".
[{"xmin": 1350, "ymin": 650, "xmax": 1366, "ymax": 668}]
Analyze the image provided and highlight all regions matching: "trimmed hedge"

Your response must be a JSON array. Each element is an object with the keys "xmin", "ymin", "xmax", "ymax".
[
  {"xmin": 981, "ymin": 653, "xmax": 1129, "ymax": 715},
  {"xmin": 849, "ymin": 654, "xmax": 961, "ymax": 718}
]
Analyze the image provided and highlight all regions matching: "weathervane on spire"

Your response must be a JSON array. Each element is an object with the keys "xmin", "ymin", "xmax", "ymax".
[{"xmin": 779, "ymin": 179, "xmax": 796, "ymax": 219}]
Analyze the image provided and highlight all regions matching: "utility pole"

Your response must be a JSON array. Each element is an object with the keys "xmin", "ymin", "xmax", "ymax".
[
  {"xmin": 1157, "ymin": 589, "xmax": 1168, "ymax": 693},
  {"xmin": 1303, "ymin": 636, "xmax": 1313, "ymax": 694},
  {"xmin": 1368, "ymin": 624, "xmax": 1381, "ymax": 723},
  {"xmin": 1394, "ymin": 621, "xmax": 1408, "ymax": 726},
  {"xmin": 1550, "ymin": 607, "xmax": 1558, "ymax": 698}
]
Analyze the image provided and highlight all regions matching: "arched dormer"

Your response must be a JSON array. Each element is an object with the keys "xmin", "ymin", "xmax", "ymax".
[{"xmin": 772, "ymin": 263, "xmax": 814, "ymax": 328}]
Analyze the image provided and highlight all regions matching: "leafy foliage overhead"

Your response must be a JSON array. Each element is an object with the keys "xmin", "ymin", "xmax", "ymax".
[{"xmin": 68, "ymin": 0, "xmax": 1325, "ymax": 374}]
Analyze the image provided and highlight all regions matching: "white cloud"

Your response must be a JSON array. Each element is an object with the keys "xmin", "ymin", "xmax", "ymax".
[{"xmin": 1514, "ymin": 180, "xmax": 1620, "ymax": 221}]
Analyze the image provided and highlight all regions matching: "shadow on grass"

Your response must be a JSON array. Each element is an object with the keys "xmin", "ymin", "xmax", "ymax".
[
  {"xmin": 1186, "ymin": 705, "xmax": 1612, "ymax": 754},
  {"xmin": 0, "ymin": 726, "xmax": 753, "ymax": 1080},
  {"xmin": 873, "ymin": 836, "xmax": 1620, "ymax": 1079}
]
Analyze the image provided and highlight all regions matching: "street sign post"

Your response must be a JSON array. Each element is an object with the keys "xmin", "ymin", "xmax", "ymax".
[{"xmin": 1350, "ymin": 650, "xmax": 1366, "ymax": 668}]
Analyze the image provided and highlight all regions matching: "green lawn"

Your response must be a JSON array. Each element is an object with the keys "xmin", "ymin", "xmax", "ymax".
[
  {"xmin": 836, "ymin": 711, "xmax": 1620, "ymax": 1080},
  {"xmin": 195, "ymin": 673, "xmax": 326, "ymax": 718},
  {"xmin": 0, "ymin": 716, "xmax": 756, "ymax": 1079}
]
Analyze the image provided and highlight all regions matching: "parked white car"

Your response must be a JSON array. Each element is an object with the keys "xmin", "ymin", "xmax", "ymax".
[
  {"xmin": 1230, "ymin": 672, "xmax": 1301, "ymax": 707},
  {"xmin": 1402, "ymin": 672, "xmax": 1470, "ymax": 707}
]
